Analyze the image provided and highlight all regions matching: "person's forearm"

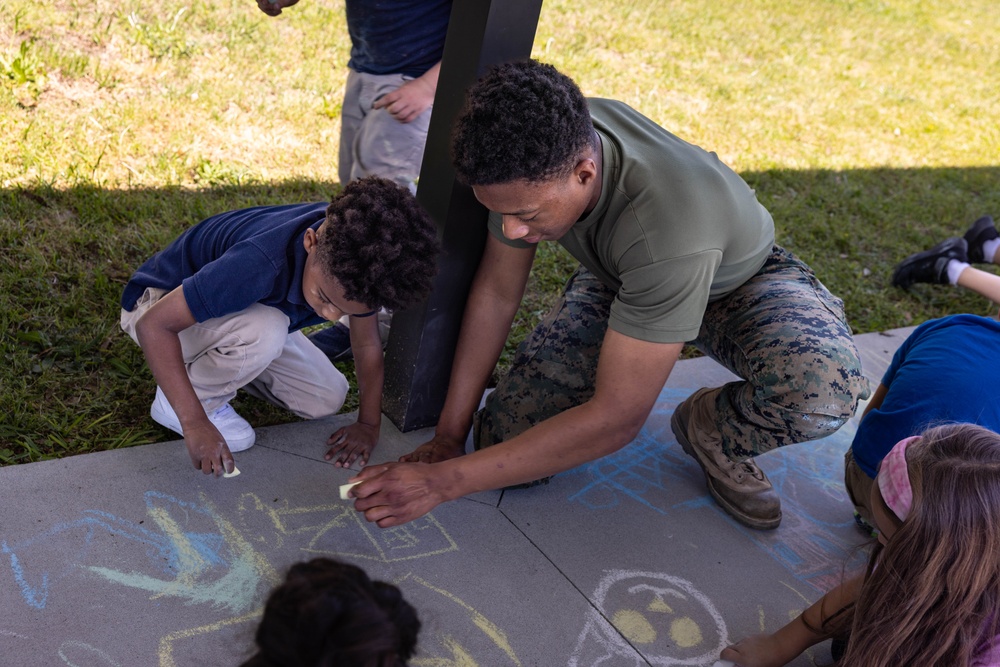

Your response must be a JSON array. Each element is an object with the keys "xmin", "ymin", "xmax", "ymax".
[
  {"xmin": 780, "ymin": 574, "xmax": 865, "ymax": 655},
  {"xmin": 415, "ymin": 62, "xmax": 440, "ymax": 92},
  {"xmin": 435, "ymin": 395, "xmax": 645, "ymax": 499},
  {"xmin": 434, "ymin": 275, "xmax": 524, "ymax": 441},
  {"xmin": 135, "ymin": 320, "xmax": 209, "ymax": 430},
  {"xmin": 352, "ymin": 341, "xmax": 383, "ymax": 429}
]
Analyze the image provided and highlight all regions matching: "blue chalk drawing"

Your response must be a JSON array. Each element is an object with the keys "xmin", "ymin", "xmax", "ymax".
[
  {"xmin": 2, "ymin": 491, "xmax": 276, "ymax": 613},
  {"xmin": 563, "ymin": 387, "xmax": 711, "ymax": 515},
  {"xmin": 560, "ymin": 385, "xmax": 869, "ymax": 595}
]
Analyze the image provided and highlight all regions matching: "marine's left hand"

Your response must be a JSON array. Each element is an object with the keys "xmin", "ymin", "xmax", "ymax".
[
  {"xmin": 372, "ymin": 77, "xmax": 435, "ymax": 123},
  {"xmin": 325, "ymin": 422, "xmax": 379, "ymax": 468},
  {"xmin": 350, "ymin": 462, "xmax": 446, "ymax": 527}
]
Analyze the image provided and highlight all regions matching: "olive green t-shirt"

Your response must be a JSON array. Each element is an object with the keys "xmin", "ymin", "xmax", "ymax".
[{"xmin": 488, "ymin": 98, "xmax": 775, "ymax": 343}]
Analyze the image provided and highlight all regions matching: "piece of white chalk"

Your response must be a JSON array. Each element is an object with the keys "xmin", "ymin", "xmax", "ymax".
[
  {"xmin": 223, "ymin": 466, "xmax": 241, "ymax": 478},
  {"xmin": 712, "ymin": 660, "xmax": 736, "ymax": 667},
  {"xmin": 339, "ymin": 481, "xmax": 361, "ymax": 500}
]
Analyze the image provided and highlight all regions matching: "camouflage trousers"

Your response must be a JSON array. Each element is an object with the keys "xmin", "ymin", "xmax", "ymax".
[{"xmin": 473, "ymin": 245, "xmax": 870, "ymax": 460}]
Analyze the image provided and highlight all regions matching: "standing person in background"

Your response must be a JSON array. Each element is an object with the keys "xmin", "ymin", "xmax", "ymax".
[
  {"xmin": 256, "ymin": 0, "xmax": 451, "ymax": 192},
  {"xmin": 257, "ymin": 0, "xmax": 452, "ymax": 361}
]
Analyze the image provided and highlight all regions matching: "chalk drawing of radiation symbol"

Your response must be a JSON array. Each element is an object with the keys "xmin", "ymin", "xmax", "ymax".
[{"xmin": 570, "ymin": 570, "xmax": 728, "ymax": 667}]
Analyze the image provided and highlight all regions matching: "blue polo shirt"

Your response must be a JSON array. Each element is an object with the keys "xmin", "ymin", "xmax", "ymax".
[
  {"xmin": 346, "ymin": 0, "xmax": 451, "ymax": 78},
  {"xmin": 121, "ymin": 203, "xmax": 330, "ymax": 332},
  {"xmin": 851, "ymin": 314, "xmax": 1000, "ymax": 478}
]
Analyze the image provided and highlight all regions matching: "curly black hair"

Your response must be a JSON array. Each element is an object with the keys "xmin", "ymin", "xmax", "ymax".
[
  {"xmin": 241, "ymin": 558, "xmax": 421, "ymax": 667},
  {"xmin": 451, "ymin": 59, "xmax": 596, "ymax": 186},
  {"xmin": 318, "ymin": 177, "xmax": 439, "ymax": 312}
]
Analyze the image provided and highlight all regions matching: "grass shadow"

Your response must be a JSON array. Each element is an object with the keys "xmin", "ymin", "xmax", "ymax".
[{"xmin": 1, "ymin": 166, "xmax": 998, "ymax": 462}]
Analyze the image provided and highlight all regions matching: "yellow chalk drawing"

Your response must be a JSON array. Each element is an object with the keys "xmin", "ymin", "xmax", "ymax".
[
  {"xmin": 779, "ymin": 580, "xmax": 813, "ymax": 605},
  {"xmin": 237, "ymin": 493, "xmax": 458, "ymax": 562},
  {"xmin": 411, "ymin": 636, "xmax": 478, "ymax": 667},
  {"xmin": 86, "ymin": 494, "xmax": 277, "ymax": 614},
  {"xmin": 571, "ymin": 570, "xmax": 728, "ymax": 666},
  {"xmin": 403, "ymin": 574, "xmax": 522, "ymax": 667},
  {"xmin": 648, "ymin": 596, "xmax": 673, "ymax": 613},
  {"xmin": 156, "ymin": 573, "xmax": 523, "ymax": 667},
  {"xmin": 157, "ymin": 609, "xmax": 262, "ymax": 667},
  {"xmin": 612, "ymin": 609, "xmax": 657, "ymax": 644},
  {"xmin": 669, "ymin": 617, "xmax": 702, "ymax": 648}
]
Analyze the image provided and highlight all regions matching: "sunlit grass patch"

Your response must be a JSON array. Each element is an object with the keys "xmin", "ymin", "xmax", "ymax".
[{"xmin": 1, "ymin": 0, "xmax": 998, "ymax": 461}]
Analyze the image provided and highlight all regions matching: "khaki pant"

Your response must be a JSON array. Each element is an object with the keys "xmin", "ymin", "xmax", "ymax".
[{"xmin": 121, "ymin": 288, "xmax": 348, "ymax": 418}]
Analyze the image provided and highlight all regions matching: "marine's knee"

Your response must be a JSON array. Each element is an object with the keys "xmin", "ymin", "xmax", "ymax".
[
  {"xmin": 778, "ymin": 346, "xmax": 870, "ymax": 431},
  {"xmin": 786, "ymin": 409, "xmax": 851, "ymax": 442},
  {"xmin": 769, "ymin": 371, "xmax": 869, "ymax": 442}
]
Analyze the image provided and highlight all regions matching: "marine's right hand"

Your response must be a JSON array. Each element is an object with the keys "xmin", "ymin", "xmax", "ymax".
[
  {"xmin": 255, "ymin": 0, "xmax": 299, "ymax": 17},
  {"xmin": 184, "ymin": 421, "xmax": 235, "ymax": 476}
]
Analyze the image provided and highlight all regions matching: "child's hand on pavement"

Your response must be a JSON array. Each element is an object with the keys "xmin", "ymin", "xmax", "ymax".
[
  {"xmin": 373, "ymin": 77, "xmax": 435, "ymax": 123},
  {"xmin": 184, "ymin": 422, "xmax": 235, "ymax": 476},
  {"xmin": 255, "ymin": 0, "xmax": 298, "ymax": 17},
  {"xmin": 325, "ymin": 422, "xmax": 379, "ymax": 468}
]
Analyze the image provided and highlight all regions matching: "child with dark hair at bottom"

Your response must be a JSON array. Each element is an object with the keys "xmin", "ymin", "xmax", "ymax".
[
  {"xmin": 120, "ymin": 176, "xmax": 439, "ymax": 476},
  {"xmin": 242, "ymin": 558, "xmax": 420, "ymax": 667},
  {"xmin": 722, "ymin": 423, "xmax": 1000, "ymax": 667}
]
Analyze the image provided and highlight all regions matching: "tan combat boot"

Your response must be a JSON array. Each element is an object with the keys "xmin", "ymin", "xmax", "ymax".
[{"xmin": 671, "ymin": 387, "xmax": 781, "ymax": 529}]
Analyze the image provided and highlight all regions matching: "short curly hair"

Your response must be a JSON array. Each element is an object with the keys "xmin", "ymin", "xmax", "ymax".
[
  {"xmin": 241, "ymin": 558, "xmax": 420, "ymax": 667},
  {"xmin": 451, "ymin": 59, "xmax": 596, "ymax": 186},
  {"xmin": 318, "ymin": 177, "xmax": 439, "ymax": 312}
]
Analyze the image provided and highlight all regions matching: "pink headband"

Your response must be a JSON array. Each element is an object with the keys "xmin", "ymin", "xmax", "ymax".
[{"xmin": 878, "ymin": 435, "xmax": 919, "ymax": 522}]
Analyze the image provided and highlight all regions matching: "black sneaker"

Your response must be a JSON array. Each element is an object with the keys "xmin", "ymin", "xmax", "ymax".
[
  {"xmin": 308, "ymin": 322, "xmax": 353, "ymax": 362},
  {"xmin": 891, "ymin": 237, "xmax": 968, "ymax": 289},
  {"xmin": 963, "ymin": 215, "xmax": 998, "ymax": 264}
]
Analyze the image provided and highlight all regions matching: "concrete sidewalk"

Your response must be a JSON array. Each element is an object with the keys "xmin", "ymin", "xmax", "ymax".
[{"xmin": 0, "ymin": 328, "xmax": 912, "ymax": 667}]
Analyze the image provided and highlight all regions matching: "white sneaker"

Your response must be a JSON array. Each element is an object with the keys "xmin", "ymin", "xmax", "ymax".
[{"xmin": 150, "ymin": 387, "xmax": 256, "ymax": 452}]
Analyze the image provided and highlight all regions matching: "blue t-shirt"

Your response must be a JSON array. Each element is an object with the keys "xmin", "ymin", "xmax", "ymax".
[
  {"xmin": 346, "ymin": 0, "xmax": 451, "ymax": 77},
  {"xmin": 121, "ymin": 203, "xmax": 330, "ymax": 332},
  {"xmin": 851, "ymin": 314, "xmax": 1000, "ymax": 478}
]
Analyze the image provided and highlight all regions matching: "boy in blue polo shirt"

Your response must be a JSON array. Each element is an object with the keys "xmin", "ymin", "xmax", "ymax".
[{"xmin": 120, "ymin": 177, "xmax": 439, "ymax": 476}]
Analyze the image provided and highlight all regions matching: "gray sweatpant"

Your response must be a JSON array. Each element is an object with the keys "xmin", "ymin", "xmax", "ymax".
[{"xmin": 338, "ymin": 69, "xmax": 432, "ymax": 192}]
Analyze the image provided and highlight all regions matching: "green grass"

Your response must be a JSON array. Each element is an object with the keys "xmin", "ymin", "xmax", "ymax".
[{"xmin": 2, "ymin": 0, "xmax": 999, "ymax": 463}]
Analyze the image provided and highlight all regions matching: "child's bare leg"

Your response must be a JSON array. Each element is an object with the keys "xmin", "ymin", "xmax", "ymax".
[{"xmin": 956, "ymin": 265, "xmax": 1000, "ymax": 303}]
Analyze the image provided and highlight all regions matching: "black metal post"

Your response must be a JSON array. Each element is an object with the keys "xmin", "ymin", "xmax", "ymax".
[{"xmin": 382, "ymin": 0, "xmax": 544, "ymax": 431}]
